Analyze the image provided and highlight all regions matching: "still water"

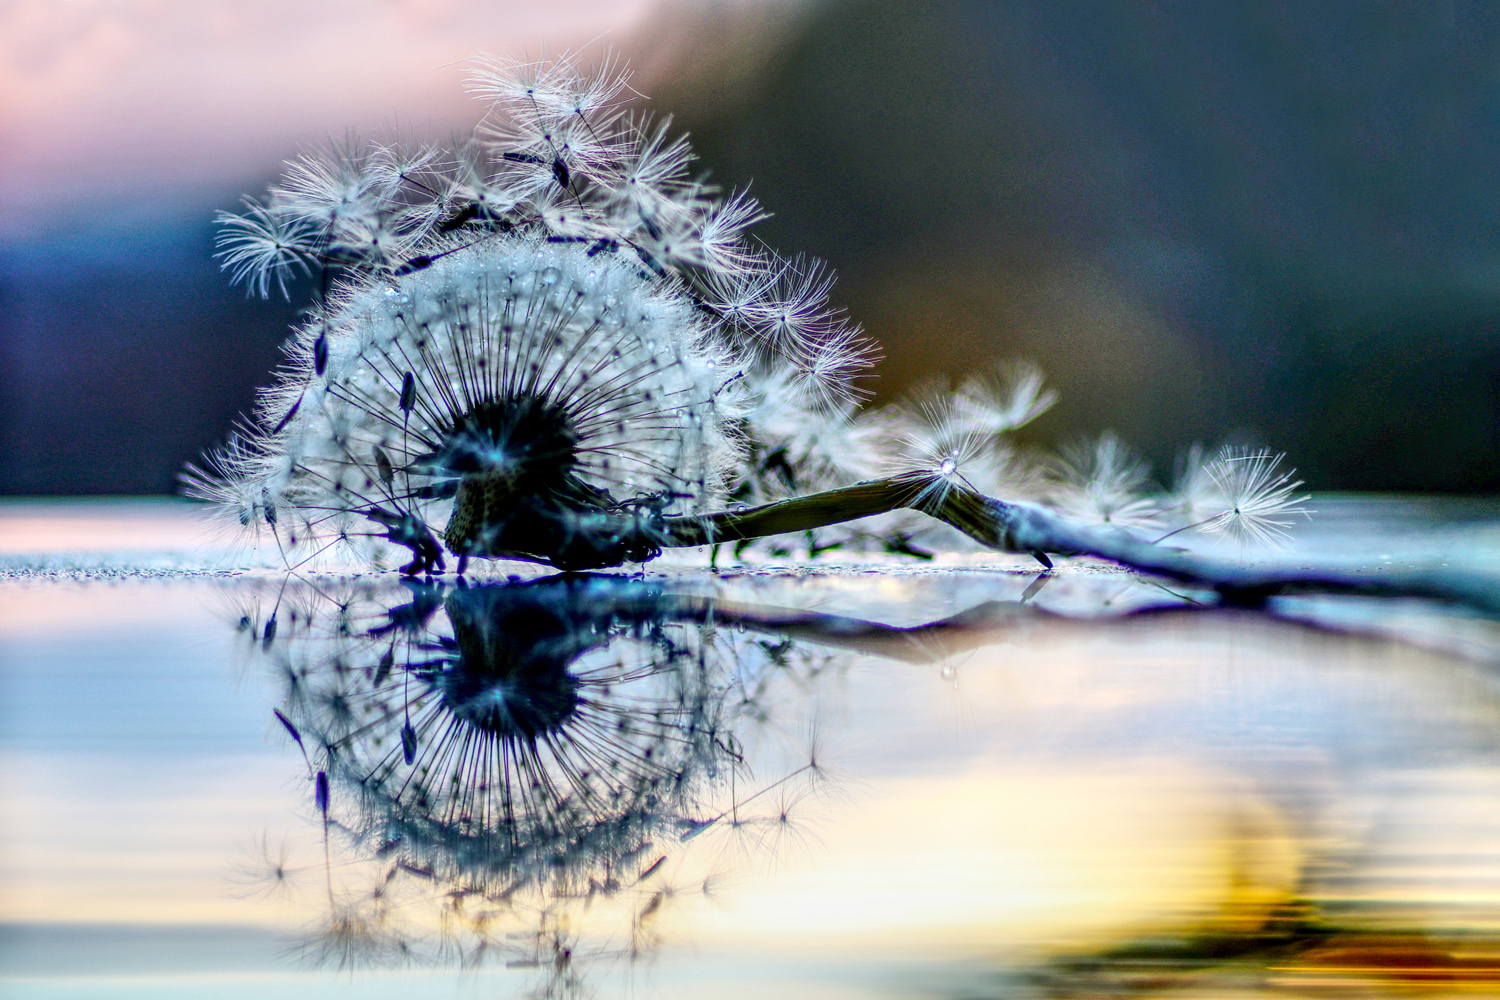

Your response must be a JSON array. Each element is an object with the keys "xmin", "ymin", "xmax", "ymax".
[{"xmin": 6, "ymin": 500, "xmax": 1500, "ymax": 998}]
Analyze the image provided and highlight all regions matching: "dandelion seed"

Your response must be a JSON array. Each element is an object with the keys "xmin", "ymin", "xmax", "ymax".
[
  {"xmin": 400, "ymin": 721, "xmax": 417, "ymax": 765},
  {"xmin": 214, "ymin": 198, "xmax": 314, "ymax": 299},
  {"xmin": 313, "ymin": 332, "xmax": 329, "ymax": 375},
  {"xmin": 1154, "ymin": 445, "xmax": 1313, "ymax": 548},
  {"xmin": 226, "ymin": 831, "xmax": 308, "ymax": 900},
  {"xmin": 273, "ymin": 708, "xmax": 303, "ymax": 746},
  {"xmin": 635, "ymin": 855, "xmax": 667, "ymax": 883},
  {"xmin": 298, "ymin": 902, "xmax": 408, "ymax": 971},
  {"xmin": 1200, "ymin": 448, "xmax": 1313, "ymax": 546},
  {"xmin": 1050, "ymin": 432, "xmax": 1161, "ymax": 533},
  {"xmin": 952, "ymin": 359, "xmax": 1057, "ymax": 434}
]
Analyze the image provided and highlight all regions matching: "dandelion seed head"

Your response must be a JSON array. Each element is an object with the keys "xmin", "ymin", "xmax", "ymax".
[{"xmin": 200, "ymin": 55, "xmax": 890, "ymax": 572}]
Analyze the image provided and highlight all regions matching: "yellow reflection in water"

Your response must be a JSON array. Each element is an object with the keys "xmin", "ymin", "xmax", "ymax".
[{"xmin": 676, "ymin": 763, "xmax": 1304, "ymax": 957}]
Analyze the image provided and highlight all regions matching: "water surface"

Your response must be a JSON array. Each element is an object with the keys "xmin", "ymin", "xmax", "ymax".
[{"xmin": 6, "ymin": 499, "xmax": 1500, "ymax": 998}]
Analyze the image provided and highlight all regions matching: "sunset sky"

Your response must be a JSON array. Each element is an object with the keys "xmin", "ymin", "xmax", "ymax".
[
  {"xmin": 0, "ymin": 0, "xmax": 797, "ymax": 233},
  {"xmin": 7, "ymin": 2, "xmax": 1500, "ymax": 498}
]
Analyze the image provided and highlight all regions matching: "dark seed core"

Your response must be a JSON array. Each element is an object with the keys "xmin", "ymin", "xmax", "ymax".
[
  {"xmin": 440, "ymin": 662, "xmax": 581, "ymax": 739},
  {"xmin": 438, "ymin": 591, "xmax": 584, "ymax": 738},
  {"xmin": 434, "ymin": 392, "xmax": 580, "ymax": 486}
]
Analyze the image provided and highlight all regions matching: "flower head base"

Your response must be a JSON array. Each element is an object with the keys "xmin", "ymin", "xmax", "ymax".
[{"xmin": 312, "ymin": 240, "xmax": 732, "ymax": 568}]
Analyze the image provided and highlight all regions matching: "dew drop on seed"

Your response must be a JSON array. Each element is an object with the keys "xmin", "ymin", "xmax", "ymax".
[{"xmin": 939, "ymin": 458, "xmax": 957, "ymax": 476}]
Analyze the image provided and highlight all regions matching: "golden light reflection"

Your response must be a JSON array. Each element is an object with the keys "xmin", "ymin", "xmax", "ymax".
[{"xmin": 675, "ymin": 765, "xmax": 1304, "ymax": 957}]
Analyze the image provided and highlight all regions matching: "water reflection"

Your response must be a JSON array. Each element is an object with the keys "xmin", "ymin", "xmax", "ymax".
[
  {"xmin": 221, "ymin": 572, "xmax": 1500, "ymax": 997},
  {"xmin": 237, "ymin": 575, "xmax": 845, "ymax": 989}
]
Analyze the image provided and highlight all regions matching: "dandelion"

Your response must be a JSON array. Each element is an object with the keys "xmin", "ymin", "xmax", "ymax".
[
  {"xmin": 190, "ymin": 58, "xmax": 1069, "ymax": 575},
  {"xmin": 278, "ymin": 577, "xmax": 734, "ymax": 899},
  {"xmin": 255, "ymin": 573, "xmax": 883, "ymax": 988},
  {"xmin": 195, "ymin": 56, "xmax": 920, "ymax": 574},
  {"xmin": 194, "ymin": 55, "xmax": 1345, "ymax": 601}
]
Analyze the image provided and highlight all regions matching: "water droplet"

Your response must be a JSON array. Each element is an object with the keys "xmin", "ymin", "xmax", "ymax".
[
  {"xmin": 540, "ymin": 266, "xmax": 562, "ymax": 286},
  {"xmin": 940, "ymin": 664, "xmax": 957, "ymax": 681},
  {"xmin": 939, "ymin": 458, "xmax": 957, "ymax": 476}
]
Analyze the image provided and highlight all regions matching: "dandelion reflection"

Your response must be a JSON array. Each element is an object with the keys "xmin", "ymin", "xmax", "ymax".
[
  {"xmin": 223, "ymin": 569, "xmax": 1500, "ymax": 995},
  {"xmin": 225, "ymin": 831, "xmax": 310, "ymax": 901},
  {"xmin": 336, "ymin": 580, "xmax": 730, "ymax": 900},
  {"xmin": 238, "ymin": 573, "xmax": 850, "ymax": 985}
]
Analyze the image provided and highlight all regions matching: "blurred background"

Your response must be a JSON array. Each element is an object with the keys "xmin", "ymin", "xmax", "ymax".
[{"xmin": 4, "ymin": 0, "xmax": 1500, "ymax": 496}]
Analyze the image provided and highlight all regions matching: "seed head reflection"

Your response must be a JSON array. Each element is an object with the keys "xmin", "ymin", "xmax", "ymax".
[
  {"xmin": 235, "ymin": 573, "xmax": 850, "ymax": 986},
  {"xmin": 341, "ymin": 580, "xmax": 730, "ymax": 898}
]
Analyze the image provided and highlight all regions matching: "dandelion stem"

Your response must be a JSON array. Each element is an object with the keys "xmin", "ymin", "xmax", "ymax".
[
  {"xmin": 665, "ymin": 475, "xmax": 1500, "ymax": 615},
  {"xmin": 661, "ymin": 473, "xmax": 934, "ymax": 545},
  {"xmin": 661, "ymin": 471, "xmax": 1050, "ymax": 566}
]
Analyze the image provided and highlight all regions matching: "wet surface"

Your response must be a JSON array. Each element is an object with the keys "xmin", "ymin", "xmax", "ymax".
[{"xmin": 7, "ymin": 499, "xmax": 1500, "ymax": 998}]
